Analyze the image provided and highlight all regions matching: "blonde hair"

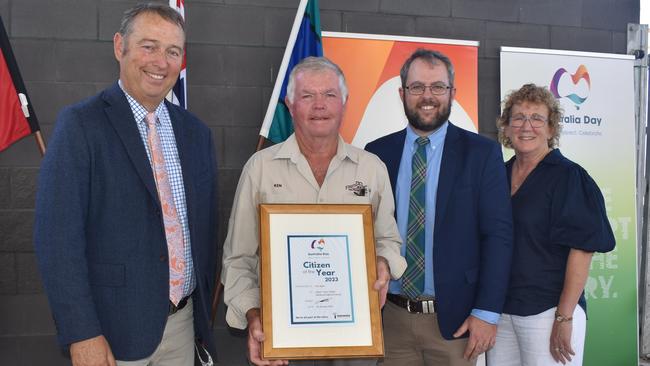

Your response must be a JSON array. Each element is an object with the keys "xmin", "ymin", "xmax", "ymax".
[{"xmin": 497, "ymin": 83, "xmax": 562, "ymax": 149}]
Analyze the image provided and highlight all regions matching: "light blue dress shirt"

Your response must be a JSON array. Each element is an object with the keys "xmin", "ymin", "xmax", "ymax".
[
  {"xmin": 389, "ymin": 122, "xmax": 498, "ymax": 324},
  {"xmin": 390, "ymin": 123, "xmax": 446, "ymax": 296}
]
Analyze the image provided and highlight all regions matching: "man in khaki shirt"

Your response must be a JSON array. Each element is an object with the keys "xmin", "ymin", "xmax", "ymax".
[{"xmin": 221, "ymin": 57, "xmax": 406, "ymax": 366}]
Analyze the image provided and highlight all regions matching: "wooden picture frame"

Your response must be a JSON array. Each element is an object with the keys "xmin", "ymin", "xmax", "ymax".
[{"xmin": 259, "ymin": 203, "xmax": 384, "ymax": 360}]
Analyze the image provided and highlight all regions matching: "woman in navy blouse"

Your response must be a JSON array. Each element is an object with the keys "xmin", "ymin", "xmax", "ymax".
[{"xmin": 486, "ymin": 84, "xmax": 615, "ymax": 366}]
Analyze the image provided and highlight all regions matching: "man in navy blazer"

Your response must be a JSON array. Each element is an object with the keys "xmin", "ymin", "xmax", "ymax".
[
  {"xmin": 365, "ymin": 49, "xmax": 512, "ymax": 366},
  {"xmin": 34, "ymin": 4, "xmax": 217, "ymax": 365}
]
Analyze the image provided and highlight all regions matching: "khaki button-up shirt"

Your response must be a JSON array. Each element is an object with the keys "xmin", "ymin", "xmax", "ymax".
[{"xmin": 221, "ymin": 134, "xmax": 406, "ymax": 329}]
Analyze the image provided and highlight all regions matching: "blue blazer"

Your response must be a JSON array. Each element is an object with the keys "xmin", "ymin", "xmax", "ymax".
[
  {"xmin": 34, "ymin": 83, "xmax": 218, "ymax": 360},
  {"xmin": 366, "ymin": 124, "xmax": 513, "ymax": 340}
]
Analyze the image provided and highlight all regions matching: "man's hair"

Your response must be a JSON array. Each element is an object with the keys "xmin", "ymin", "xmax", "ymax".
[
  {"xmin": 286, "ymin": 57, "xmax": 348, "ymax": 104},
  {"xmin": 400, "ymin": 48, "xmax": 455, "ymax": 88},
  {"xmin": 118, "ymin": 3, "xmax": 185, "ymax": 48},
  {"xmin": 496, "ymin": 83, "xmax": 563, "ymax": 149}
]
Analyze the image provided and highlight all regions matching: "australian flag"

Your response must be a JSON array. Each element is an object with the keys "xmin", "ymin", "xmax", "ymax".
[{"xmin": 168, "ymin": 0, "xmax": 187, "ymax": 109}]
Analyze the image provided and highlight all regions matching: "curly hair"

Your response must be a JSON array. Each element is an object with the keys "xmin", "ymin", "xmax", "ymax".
[{"xmin": 496, "ymin": 83, "xmax": 563, "ymax": 149}]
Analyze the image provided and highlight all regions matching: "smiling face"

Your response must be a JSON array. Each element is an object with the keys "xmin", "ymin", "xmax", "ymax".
[
  {"xmin": 285, "ymin": 69, "xmax": 346, "ymax": 142},
  {"xmin": 400, "ymin": 58, "xmax": 455, "ymax": 136},
  {"xmin": 114, "ymin": 12, "xmax": 184, "ymax": 111},
  {"xmin": 505, "ymin": 101, "xmax": 553, "ymax": 158}
]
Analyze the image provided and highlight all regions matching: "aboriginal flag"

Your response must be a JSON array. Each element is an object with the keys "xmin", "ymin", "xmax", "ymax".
[{"xmin": 0, "ymin": 16, "xmax": 40, "ymax": 152}]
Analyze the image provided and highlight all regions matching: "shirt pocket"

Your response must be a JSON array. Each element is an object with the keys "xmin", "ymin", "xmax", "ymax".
[
  {"xmin": 346, "ymin": 195, "xmax": 371, "ymax": 205},
  {"xmin": 264, "ymin": 192, "xmax": 298, "ymax": 203}
]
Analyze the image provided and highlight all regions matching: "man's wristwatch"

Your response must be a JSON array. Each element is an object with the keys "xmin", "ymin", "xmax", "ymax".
[{"xmin": 555, "ymin": 311, "xmax": 573, "ymax": 323}]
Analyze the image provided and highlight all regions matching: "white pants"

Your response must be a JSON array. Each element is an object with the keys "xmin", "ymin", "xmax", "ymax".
[
  {"xmin": 117, "ymin": 299, "xmax": 195, "ymax": 366},
  {"xmin": 487, "ymin": 307, "xmax": 586, "ymax": 366}
]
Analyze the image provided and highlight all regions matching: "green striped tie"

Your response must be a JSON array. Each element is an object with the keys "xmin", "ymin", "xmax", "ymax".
[{"xmin": 402, "ymin": 136, "xmax": 429, "ymax": 299}]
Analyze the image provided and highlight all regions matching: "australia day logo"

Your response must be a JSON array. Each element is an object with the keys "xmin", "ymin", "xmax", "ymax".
[
  {"xmin": 311, "ymin": 238, "xmax": 326, "ymax": 252},
  {"xmin": 550, "ymin": 65, "xmax": 591, "ymax": 110}
]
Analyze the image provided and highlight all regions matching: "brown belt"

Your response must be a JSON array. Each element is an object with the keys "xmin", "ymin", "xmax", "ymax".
[{"xmin": 387, "ymin": 293, "xmax": 436, "ymax": 314}]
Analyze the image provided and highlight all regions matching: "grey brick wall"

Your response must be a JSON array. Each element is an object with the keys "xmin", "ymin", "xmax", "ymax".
[{"xmin": 0, "ymin": 0, "xmax": 639, "ymax": 364}]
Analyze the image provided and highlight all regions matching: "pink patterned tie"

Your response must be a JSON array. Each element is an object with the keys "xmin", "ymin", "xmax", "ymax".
[{"xmin": 145, "ymin": 112, "xmax": 185, "ymax": 305}]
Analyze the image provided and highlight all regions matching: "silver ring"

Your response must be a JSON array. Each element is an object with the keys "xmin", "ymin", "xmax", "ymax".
[{"xmin": 554, "ymin": 348, "xmax": 560, "ymax": 351}]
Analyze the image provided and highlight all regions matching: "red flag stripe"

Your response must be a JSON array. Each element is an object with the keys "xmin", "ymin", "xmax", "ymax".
[{"xmin": 0, "ymin": 50, "xmax": 31, "ymax": 151}]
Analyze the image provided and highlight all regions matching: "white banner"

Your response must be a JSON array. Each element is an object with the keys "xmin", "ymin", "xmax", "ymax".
[{"xmin": 500, "ymin": 46, "xmax": 637, "ymax": 366}]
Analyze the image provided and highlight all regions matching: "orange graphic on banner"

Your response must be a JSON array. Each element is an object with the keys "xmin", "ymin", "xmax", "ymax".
[
  {"xmin": 324, "ymin": 35, "xmax": 478, "ymax": 144},
  {"xmin": 323, "ymin": 37, "xmax": 393, "ymax": 142}
]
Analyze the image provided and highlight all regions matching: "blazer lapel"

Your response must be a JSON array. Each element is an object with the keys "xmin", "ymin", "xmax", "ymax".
[
  {"xmin": 103, "ymin": 83, "xmax": 160, "ymax": 207},
  {"xmin": 385, "ymin": 129, "xmax": 406, "ymax": 198},
  {"xmin": 435, "ymin": 123, "xmax": 461, "ymax": 230}
]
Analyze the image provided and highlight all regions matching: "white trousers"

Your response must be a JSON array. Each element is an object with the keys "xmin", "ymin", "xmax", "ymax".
[
  {"xmin": 117, "ymin": 299, "xmax": 195, "ymax": 366},
  {"xmin": 487, "ymin": 306, "xmax": 586, "ymax": 366}
]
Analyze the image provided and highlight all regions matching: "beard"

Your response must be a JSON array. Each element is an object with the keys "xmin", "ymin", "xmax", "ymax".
[{"xmin": 403, "ymin": 97, "xmax": 452, "ymax": 133}]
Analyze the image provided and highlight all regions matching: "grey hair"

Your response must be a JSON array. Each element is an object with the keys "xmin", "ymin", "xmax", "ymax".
[
  {"xmin": 400, "ymin": 48, "xmax": 455, "ymax": 88},
  {"xmin": 118, "ymin": 3, "xmax": 185, "ymax": 50},
  {"xmin": 286, "ymin": 57, "xmax": 348, "ymax": 104}
]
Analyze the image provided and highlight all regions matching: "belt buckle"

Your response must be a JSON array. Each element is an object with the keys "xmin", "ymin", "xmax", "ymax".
[
  {"xmin": 409, "ymin": 297, "xmax": 435, "ymax": 314},
  {"xmin": 406, "ymin": 298, "xmax": 422, "ymax": 314}
]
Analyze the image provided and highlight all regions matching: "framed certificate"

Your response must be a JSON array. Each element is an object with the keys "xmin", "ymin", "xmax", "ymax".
[{"xmin": 259, "ymin": 204, "xmax": 384, "ymax": 360}]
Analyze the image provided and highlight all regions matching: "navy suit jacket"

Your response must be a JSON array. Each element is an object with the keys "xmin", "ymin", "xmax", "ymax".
[
  {"xmin": 34, "ymin": 83, "xmax": 218, "ymax": 360},
  {"xmin": 366, "ymin": 123, "xmax": 513, "ymax": 340}
]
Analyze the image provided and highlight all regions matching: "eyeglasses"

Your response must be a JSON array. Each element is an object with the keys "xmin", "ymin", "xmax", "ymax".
[
  {"xmin": 405, "ymin": 83, "xmax": 452, "ymax": 96},
  {"xmin": 509, "ymin": 113, "xmax": 548, "ymax": 128}
]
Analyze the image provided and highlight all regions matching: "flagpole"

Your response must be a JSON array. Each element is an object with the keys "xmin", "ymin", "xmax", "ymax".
[
  {"xmin": 34, "ymin": 131, "xmax": 45, "ymax": 156},
  {"xmin": 255, "ymin": 135, "xmax": 266, "ymax": 152},
  {"xmin": 257, "ymin": 0, "xmax": 309, "ymax": 140}
]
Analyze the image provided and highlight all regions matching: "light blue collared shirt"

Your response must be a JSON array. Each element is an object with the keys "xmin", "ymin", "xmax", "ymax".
[
  {"xmin": 390, "ymin": 122, "xmax": 498, "ymax": 324},
  {"xmin": 390, "ymin": 123, "xmax": 447, "ymax": 296}
]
